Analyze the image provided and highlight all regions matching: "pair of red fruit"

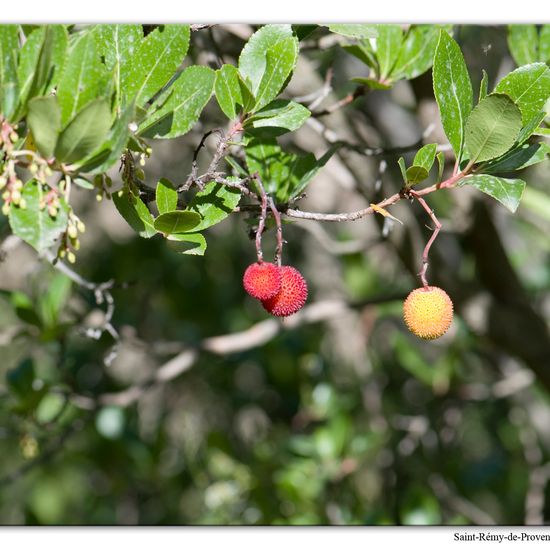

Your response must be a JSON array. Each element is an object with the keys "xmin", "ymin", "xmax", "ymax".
[{"xmin": 243, "ymin": 262, "xmax": 308, "ymax": 317}]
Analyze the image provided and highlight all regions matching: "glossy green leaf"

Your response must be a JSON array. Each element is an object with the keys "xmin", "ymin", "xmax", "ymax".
[
  {"xmin": 247, "ymin": 99, "xmax": 310, "ymax": 136},
  {"xmin": 517, "ymin": 111, "xmax": 547, "ymax": 145},
  {"xmin": 393, "ymin": 25, "xmax": 443, "ymax": 81},
  {"xmin": 413, "ymin": 143, "xmax": 437, "ymax": 172},
  {"xmin": 125, "ymin": 24, "xmax": 190, "ymax": 107},
  {"xmin": 113, "ymin": 190, "xmax": 156, "ymax": 238},
  {"xmin": 464, "ymin": 94, "xmax": 522, "ymax": 163},
  {"xmin": 397, "ymin": 157, "xmax": 407, "ymax": 183},
  {"xmin": 507, "ymin": 25, "xmax": 538, "ymax": 66},
  {"xmin": 166, "ymin": 232, "xmax": 207, "ymax": 256},
  {"xmin": 17, "ymin": 26, "xmax": 68, "ymax": 112},
  {"xmin": 245, "ymin": 139, "xmax": 336, "ymax": 203},
  {"xmin": 27, "ymin": 96, "xmax": 61, "ymax": 159},
  {"xmin": 494, "ymin": 63, "xmax": 550, "ymax": 124},
  {"xmin": 215, "ymin": 64, "xmax": 247, "ymax": 119},
  {"xmin": 0, "ymin": 25, "xmax": 19, "ymax": 120},
  {"xmin": 479, "ymin": 69, "xmax": 489, "ymax": 102},
  {"xmin": 238, "ymin": 24, "xmax": 294, "ymax": 95},
  {"xmin": 482, "ymin": 143, "xmax": 547, "ymax": 173},
  {"xmin": 185, "ymin": 180, "xmax": 241, "ymax": 231},
  {"xmin": 342, "ymin": 43, "xmax": 378, "ymax": 71},
  {"xmin": 76, "ymin": 102, "xmax": 135, "ymax": 173},
  {"xmin": 156, "ymin": 178, "xmax": 178, "ymax": 214},
  {"xmin": 8, "ymin": 180, "xmax": 69, "ymax": 252},
  {"xmin": 26, "ymin": 26, "xmax": 68, "ymax": 104},
  {"xmin": 55, "ymin": 98, "xmax": 112, "ymax": 164},
  {"xmin": 459, "ymin": 174, "xmax": 525, "ymax": 212},
  {"xmin": 93, "ymin": 24, "xmax": 143, "ymax": 106},
  {"xmin": 436, "ymin": 151, "xmax": 445, "ymax": 182},
  {"xmin": 254, "ymin": 36, "xmax": 298, "ymax": 111},
  {"xmin": 375, "ymin": 25, "xmax": 403, "ymax": 79},
  {"xmin": 56, "ymin": 31, "xmax": 109, "ymax": 125},
  {"xmin": 138, "ymin": 66, "xmax": 215, "ymax": 139},
  {"xmin": 154, "ymin": 210, "xmax": 201, "ymax": 235},
  {"xmin": 433, "ymin": 30, "xmax": 473, "ymax": 159},
  {"xmin": 326, "ymin": 24, "xmax": 377, "ymax": 39},
  {"xmin": 406, "ymin": 165, "xmax": 429, "ymax": 184}
]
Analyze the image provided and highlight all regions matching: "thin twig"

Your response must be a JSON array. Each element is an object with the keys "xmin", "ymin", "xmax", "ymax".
[
  {"xmin": 253, "ymin": 174, "xmax": 268, "ymax": 263},
  {"xmin": 409, "ymin": 191, "xmax": 442, "ymax": 288},
  {"xmin": 269, "ymin": 197, "xmax": 284, "ymax": 266}
]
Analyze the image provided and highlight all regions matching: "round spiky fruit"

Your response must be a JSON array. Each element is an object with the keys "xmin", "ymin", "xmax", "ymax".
[
  {"xmin": 243, "ymin": 262, "xmax": 282, "ymax": 300},
  {"xmin": 403, "ymin": 286, "xmax": 453, "ymax": 340},
  {"xmin": 262, "ymin": 266, "xmax": 308, "ymax": 317}
]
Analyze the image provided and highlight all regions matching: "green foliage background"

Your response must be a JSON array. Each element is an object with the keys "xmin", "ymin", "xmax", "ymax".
[{"xmin": 0, "ymin": 23, "xmax": 550, "ymax": 525}]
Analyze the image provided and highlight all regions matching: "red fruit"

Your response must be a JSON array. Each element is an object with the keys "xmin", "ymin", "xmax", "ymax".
[
  {"xmin": 262, "ymin": 266, "xmax": 308, "ymax": 317},
  {"xmin": 243, "ymin": 262, "xmax": 282, "ymax": 300}
]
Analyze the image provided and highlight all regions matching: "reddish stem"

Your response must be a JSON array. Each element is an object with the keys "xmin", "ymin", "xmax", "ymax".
[
  {"xmin": 269, "ymin": 197, "xmax": 284, "ymax": 266},
  {"xmin": 253, "ymin": 174, "xmax": 268, "ymax": 263},
  {"xmin": 410, "ymin": 190, "xmax": 442, "ymax": 288}
]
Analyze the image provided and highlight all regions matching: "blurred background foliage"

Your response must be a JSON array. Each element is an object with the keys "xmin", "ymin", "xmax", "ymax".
[{"xmin": 1, "ymin": 24, "xmax": 550, "ymax": 525}]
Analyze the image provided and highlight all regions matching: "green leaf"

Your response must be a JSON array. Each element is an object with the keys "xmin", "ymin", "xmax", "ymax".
[
  {"xmin": 254, "ymin": 36, "xmax": 298, "ymax": 111},
  {"xmin": 156, "ymin": 178, "xmax": 178, "ymax": 214},
  {"xmin": 342, "ymin": 44, "xmax": 378, "ymax": 71},
  {"xmin": 76, "ymin": 102, "xmax": 135, "ymax": 173},
  {"xmin": 215, "ymin": 64, "xmax": 249, "ymax": 119},
  {"xmin": 375, "ymin": 25, "xmax": 403, "ymax": 79},
  {"xmin": 393, "ymin": 25, "xmax": 443, "ymax": 81},
  {"xmin": 397, "ymin": 157, "xmax": 407, "ymax": 183},
  {"xmin": 113, "ymin": 190, "xmax": 157, "ymax": 238},
  {"xmin": 185, "ymin": 180, "xmax": 241, "ymax": 231},
  {"xmin": 413, "ymin": 143, "xmax": 437, "ymax": 172},
  {"xmin": 125, "ymin": 24, "xmax": 190, "ymax": 107},
  {"xmin": 494, "ymin": 63, "xmax": 550, "ymax": 124},
  {"xmin": 459, "ymin": 174, "xmax": 525, "ymax": 213},
  {"xmin": 464, "ymin": 94, "xmax": 522, "ymax": 163},
  {"xmin": 138, "ymin": 66, "xmax": 215, "ymax": 139},
  {"xmin": 166, "ymin": 232, "xmax": 207, "ymax": 256},
  {"xmin": 92, "ymin": 24, "xmax": 143, "ymax": 107},
  {"xmin": 73, "ymin": 177, "xmax": 94, "ymax": 190},
  {"xmin": 246, "ymin": 99, "xmax": 310, "ymax": 136},
  {"xmin": 479, "ymin": 69, "xmax": 489, "ymax": 102},
  {"xmin": 239, "ymin": 25, "xmax": 294, "ymax": 95},
  {"xmin": 245, "ymin": 139, "xmax": 336, "ymax": 203},
  {"xmin": 482, "ymin": 143, "xmax": 548, "ymax": 173},
  {"xmin": 292, "ymin": 25, "xmax": 318, "ymax": 42},
  {"xmin": 405, "ymin": 165, "xmax": 429, "ymax": 185},
  {"xmin": 56, "ymin": 31, "xmax": 109, "ymax": 125},
  {"xmin": 55, "ymin": 98, "xmax": 112, "ymax": 164},
  {"xmin": 539, "ymin": 25, "xmax": 550, "ymax": 63},
  {"xmin": 14, "ymin": 26, "xmax": 67, "ymax": 119},
  {"xmin": 0, "ymin": 25, "xmax": 19, "ymax": 120},
  {"xmin": 436, "ymin": 152, "xmax": 445, "ymax": 181},
  {"xmin": 517, "ymin": 111, "xmax": 548, "ymax": 145},
  {"xmin": 154, "ymin": 211, "xmax": 201, "ymax": 235},
  {"xmin": 27, "ymin": 96, "xmax": 61, "ymax": 159},
  {"xmin": 433, "ymin": 30, "xmax": 473, "ymax": 160},
  {"xmin": 326, "ymin": 24, "xmax": 377, "ymax": 39},
  {"xmin": 26, "ymin": 26, "xmax": 68, "ymax": 104},
  {"xmin": 8, "ymin": 180, "xmax": 69, "ymax": 252},
  {"xmin": 507, "ymin": 25, "xmax": 538, "ymax": 66}
]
